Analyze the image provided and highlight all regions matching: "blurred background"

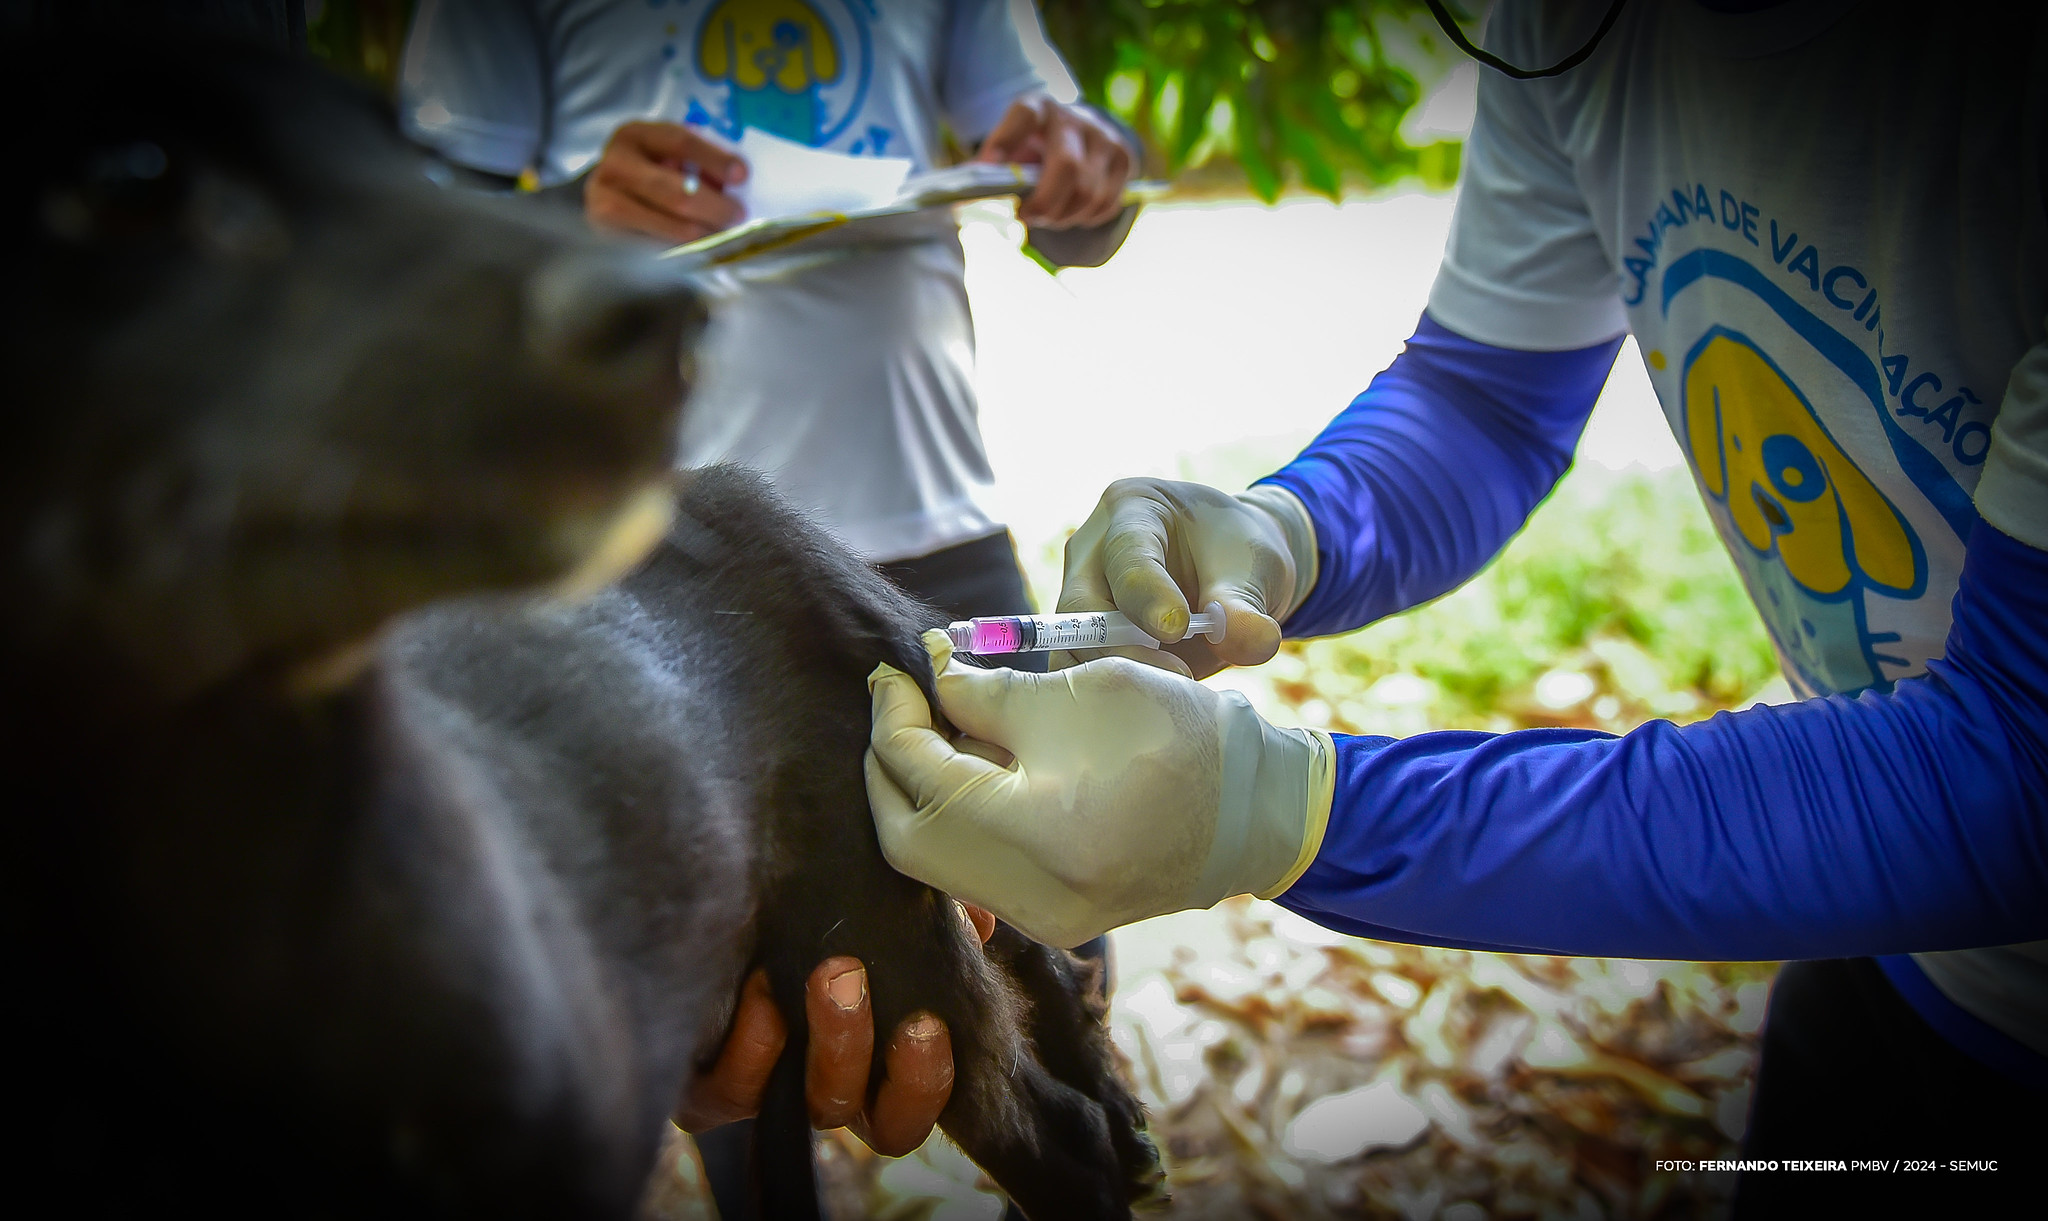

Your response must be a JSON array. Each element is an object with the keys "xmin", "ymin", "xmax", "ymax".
[{"xmin": 319, "ymin": 3, "xmax": 1783, "ymax": 1217}]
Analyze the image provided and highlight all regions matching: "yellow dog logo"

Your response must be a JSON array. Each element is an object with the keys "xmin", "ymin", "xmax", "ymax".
[
  {"xmin": 698, "ymin": 0, "xmax": 841, "ymax": 143},
  {"xmin": 1684, "ymin": 332, "xmax": 1920, "ymax": 598}
]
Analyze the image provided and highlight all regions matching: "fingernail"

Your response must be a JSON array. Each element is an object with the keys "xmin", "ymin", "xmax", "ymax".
[
  {"xmin": 827, "ymin": 966, "xmax": 866, "ymax": 1012},
  {"xmin": 904, "ymin": 1014, "xmax": 944, "ymax": 1041}
]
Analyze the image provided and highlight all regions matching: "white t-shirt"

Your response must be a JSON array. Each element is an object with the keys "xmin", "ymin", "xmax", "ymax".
[
  {"xmin": 400, "ymin": 0, "xmax": 1077, "ymax": 562},
  {"xmin": 1429, "ymin": 0, "xmax": 2047, "ymax": 1057}
]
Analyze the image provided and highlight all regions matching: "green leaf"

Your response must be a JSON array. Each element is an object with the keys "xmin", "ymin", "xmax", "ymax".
[
  {"xmin": 1175, "ymin": 66, "xmax": 1221, "ymax": 161},
  {"xmin": 1041, "ymin": 0, "xmax": 1461, "ymax": 198},
  {"xmin": 1232, "ymin": 79, "xmax": 1281, "ymax": 201},
  {"xmin": 1018, "ymin": 242, "xmax": 1060, "ymax": 276}
]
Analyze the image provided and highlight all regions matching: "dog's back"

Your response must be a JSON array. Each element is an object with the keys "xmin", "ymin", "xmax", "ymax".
[{"xmin": 378, "ymin": 467, "xmax": 1163, "ymax": 1216}]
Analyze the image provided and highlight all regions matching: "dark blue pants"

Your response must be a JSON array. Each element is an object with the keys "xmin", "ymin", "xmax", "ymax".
[{"xmin": 1734, "ymin": 957, "xmax": 2046, "ymax": 1215}]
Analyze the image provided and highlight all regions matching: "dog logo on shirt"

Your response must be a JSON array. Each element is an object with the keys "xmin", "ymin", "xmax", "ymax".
[
  {"xmin": 697, "ymin": 0, "xmax": 841, "ymax": 143},
  {"xmin": 1681, "ymin": 328, "xmax": 1926, "ymax": 692},
  {"xmin": 683, "ymin": 0, "xmax": 893, "ymax": 154}
]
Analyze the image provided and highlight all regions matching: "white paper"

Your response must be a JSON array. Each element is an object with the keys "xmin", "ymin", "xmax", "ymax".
[{"xmin": 729, "ymin": 127, "xmax": 911, "ymax": 222}]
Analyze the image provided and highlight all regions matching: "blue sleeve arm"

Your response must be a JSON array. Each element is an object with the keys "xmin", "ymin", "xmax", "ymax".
[
  {"xmin": 1279, "ymin": 520, "xmax": 2048, "ymax": 960},
  {"xmin": 1259, "ymin": 313, "xmax": 1624, "ymax": 639}
]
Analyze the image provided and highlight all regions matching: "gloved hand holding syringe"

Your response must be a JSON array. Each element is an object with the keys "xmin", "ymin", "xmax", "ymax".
[{"xmin": 945, "ymin": 602, "xmax": 1228, "ymax": 655}]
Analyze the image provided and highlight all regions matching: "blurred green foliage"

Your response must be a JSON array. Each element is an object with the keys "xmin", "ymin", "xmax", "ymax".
[
  {"xmin": 1039, "ymin": 0, "xmax": 1472, "ymax": 200},
  {"xmin": 1264, "ymin": 464, "xmax": 1781, "ymax": 736},
  {"xmin": 308, "ymin": 0, "xmax": 1472, "ymax": 199},
  {"xmin": 305, "ymin": 0, "xmax": 414, "ymax": 92}
]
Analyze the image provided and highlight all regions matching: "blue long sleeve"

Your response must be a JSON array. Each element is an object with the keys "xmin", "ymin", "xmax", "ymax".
[
  {"xmin": 1260, "ymin": 313, "xmax": 1623, "ymax": 639},
  {"xmin": 1277, "ymin": 503, "xmax": 2048, "ymax": 962},
  {"xmin": 1277, "ymin": 520, "xmax": 2048, "ymax": 958},
  {"xmin": 1254, "ymin": 313, "xmax": 2046, "ymax": 959}
]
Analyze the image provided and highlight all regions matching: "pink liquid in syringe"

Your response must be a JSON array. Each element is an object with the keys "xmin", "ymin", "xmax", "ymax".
[{"xmin": 964, "ymin": 617, "xmax": 1026, "ymax": 653}]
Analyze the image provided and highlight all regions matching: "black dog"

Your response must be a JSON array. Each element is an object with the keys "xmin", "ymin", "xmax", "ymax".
[{"xmin": 1, "ymin": 33, "xmax": 1159, "ymax": 1219}]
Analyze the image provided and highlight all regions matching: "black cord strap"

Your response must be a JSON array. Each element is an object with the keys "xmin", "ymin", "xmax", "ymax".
[{"xmin": 1423, "ymin": 0, "xmax": 1631, "ymax": 80}]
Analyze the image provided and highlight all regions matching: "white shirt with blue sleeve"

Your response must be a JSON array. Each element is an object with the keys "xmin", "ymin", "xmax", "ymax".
[
  {"xmin": 1428, "ymin": 0, "xmax": 2048, "ymax": 1073},
  {"xmin": 400, "ymin": 0, "xmax": 1078, "ymax": 563}
]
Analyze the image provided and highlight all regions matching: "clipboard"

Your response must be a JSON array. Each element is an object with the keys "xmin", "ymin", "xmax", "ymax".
[{"xmin": 657, "ymin": 163, "xmax": 1165, "ymax": 273}]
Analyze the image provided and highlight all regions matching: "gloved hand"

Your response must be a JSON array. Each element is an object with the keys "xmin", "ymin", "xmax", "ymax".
[
  {"xmin": 1053, "ymin": 478, "xmax": 1318, "ymax": 678},
  {"xmin": 865, "ymin": 630, "xmax": 1336, "ymax": 950}
]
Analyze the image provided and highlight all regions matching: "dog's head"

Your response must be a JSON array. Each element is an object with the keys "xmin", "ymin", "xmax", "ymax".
[
  {"xmin": 1683, "ymin": 331, "xmax": 1920, "ymax": 598},
  {"xmin": 1, "ymin": 36, "xmax": 708, "ymax": 703}
]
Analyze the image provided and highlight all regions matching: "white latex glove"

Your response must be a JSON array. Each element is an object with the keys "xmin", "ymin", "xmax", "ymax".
[
  {"xmin": 865, "ymin": 630, "xmax": 1336, "ymax": 950},
  {"xmin": 1053, "ymin": 478, "xmax": 1318, "ymax": 678}
]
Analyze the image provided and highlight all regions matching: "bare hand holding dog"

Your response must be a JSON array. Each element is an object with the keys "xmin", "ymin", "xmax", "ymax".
[{"xmin": 675, "ymin": 902, "xmax": 996, "ymax": 1154}]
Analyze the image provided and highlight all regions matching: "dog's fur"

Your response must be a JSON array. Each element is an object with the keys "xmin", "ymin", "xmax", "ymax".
[{"xmin": 2, "ymin": 34, "xmax": 1158, "ymax": 1219}]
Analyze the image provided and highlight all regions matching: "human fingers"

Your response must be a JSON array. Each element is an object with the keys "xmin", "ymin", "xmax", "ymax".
[
  {"xmin": 867, "ymin": 662, "xmax": 1012, "ymax": 810},
  {"xmin": 804, "ymin": 957, "xmax": 874, "ymax": 1130},
  {"xmin": 1050, "ymin": 642, "xmax": 1194, "ymax": 676},
  {"xmin": 957, "ymin": 901, "xmax": 997, "ymax": 945},
  {"xmin": 1139, "ymin": 586, "xmax": 1279, "ymax": 680},
  {"xmin": 1019, "ymin": 115, "xmax": 1086, "ymax": 226},
  {"xmin": 866, "ymin": 748, "xmax": 950, "ymax": 890},
  {"xmin": 955, "ymin": 734, "xmax": 1017, "ymax": 768},
  {"xmin": 867, "ymin": 649, "xmax": 1041, "ymax": 910},
  {"xmin": 925, "ymin": 656, "xmax": 1051, "ymax": 749},
  {"xmin": 587, "ymin": 145, "xmax": 744, "ymax": 239},
  {"xmin": 1031, "ymin": 109, "xmax": 1131, "ymax": 228},
  {"xmin": 975, "ymin": 95, "xmax": 1047, "ymax": 164},
  {"xmin": 673, "ymin": 969, "xmax": 785, "ymax": 1132},
  {"xmin": 1189, "ymin": 493, "xmax": 1300, "ymax": 668},
  {"xmin": 612, "ymin": 121, "xmax": 749, "ymax": 187},
  {"xmin": 1071, "ymin": 124, "xmax": 1133, "ymax": 227},
  {"xmin": 625, "ymin": 156, "xmax": 747, "ymax": 230},
  {"xmin": 1054, "ymin": 510, "xmax": 1120, "ymax": 618},
  {"xmin": 868, "ymin": 661, "xmax": 934, "ymax": 732},
  {"xmin": 1052, "ymin": 485, "xmax": 1194, "ymax": 670},
  {"xmin": 586, "ymin": 186, "xmax": 717, "ymax": 245},
  {"xmin": 1097, "ymin": 489, "xmax": 1194, "ymax": 642},
  {"xmin": 853, "ymin": 1012, "xmax": 954, "ymax": 1157},
  {"xmin": 1074, "ymin": 108, "xmax": 1137, "ymax": 222},
  {"xmin": 1199, "ymin": 587, "xmax": 1284, "ymax": 669}
]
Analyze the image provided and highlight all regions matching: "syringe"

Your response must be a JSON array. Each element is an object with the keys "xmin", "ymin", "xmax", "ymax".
[{"xmin": 944, "ymin": 602, "xmax": 1227, "ymax": 655}]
